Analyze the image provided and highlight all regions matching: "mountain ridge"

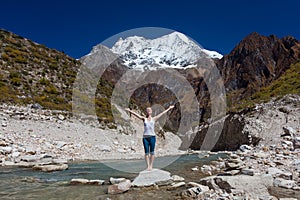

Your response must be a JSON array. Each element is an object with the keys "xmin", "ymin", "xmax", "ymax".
[
  {"xmin": 1, "ymin": 29, "xmax": 300, "ymax": 127},
  {"xmin": 110, "ymin": 31, "xmax": 222, "ymax": 71}
]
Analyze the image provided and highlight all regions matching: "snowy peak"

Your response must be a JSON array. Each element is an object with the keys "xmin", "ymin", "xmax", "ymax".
[{"xmin": 111, "ymin": 31, "xmax": 222, "ymax": 70}]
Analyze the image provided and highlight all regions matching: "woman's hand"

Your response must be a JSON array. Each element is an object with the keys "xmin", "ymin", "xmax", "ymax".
[{"xmin": 168, "ymin": 105, "xmax": 175, "ymax": 110}]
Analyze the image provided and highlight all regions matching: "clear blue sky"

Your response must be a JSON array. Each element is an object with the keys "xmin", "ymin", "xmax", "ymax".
[{"xmin": 1, "ymin": 0, "xmax": 299, "ymax": 59}]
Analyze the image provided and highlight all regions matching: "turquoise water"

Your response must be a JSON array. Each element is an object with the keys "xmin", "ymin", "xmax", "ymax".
[{"xmin": 0, "ymin": 153, "xmax": 227, "ymax": 200}]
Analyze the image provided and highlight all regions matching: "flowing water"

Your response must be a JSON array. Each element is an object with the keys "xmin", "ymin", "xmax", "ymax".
[{"xmin": 0, "ymin": 153, "xmax": 227, "ymax": 200}]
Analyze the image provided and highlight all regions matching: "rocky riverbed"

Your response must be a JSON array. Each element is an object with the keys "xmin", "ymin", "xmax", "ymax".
[
  {"xmin": 0, "ymin": 94, "xmax": 300, "ymax": 199},
  {"xmin": 0, "ymin": 103, "xmax": 185, "ymax": 171}
]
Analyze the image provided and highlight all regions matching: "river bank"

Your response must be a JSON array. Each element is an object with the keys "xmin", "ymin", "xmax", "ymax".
[
  {"xmin": 0, "ymin": 94, "xmax": 300, "ymax": 199},
  {"xmin": 0, "ymin": 103, "xmax": 186, "ymax": 169}
]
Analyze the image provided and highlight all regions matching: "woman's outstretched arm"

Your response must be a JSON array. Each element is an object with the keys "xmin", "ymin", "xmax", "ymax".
[
  {"xmin": 125, "ymin": 108, "xmax": 144, "ymax": 120},
  {"xmin": 153, "ymin": 105, "xmax": 174, "ymax": 121}
]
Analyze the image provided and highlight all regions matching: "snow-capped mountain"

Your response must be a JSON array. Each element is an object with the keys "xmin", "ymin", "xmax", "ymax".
[{"xmin": 111, "ymin": 31, "xmax": 222, "ymax": 70}]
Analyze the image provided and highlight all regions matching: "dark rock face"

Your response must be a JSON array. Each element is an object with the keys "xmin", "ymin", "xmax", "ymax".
[
  {"xmin": 217, "ymin": 32, "xmax": 300, "ymax": 101},
  {"xmin": 187, "ymin": 113, "xmax": 261, "ymax": 151},
  {"xmin": 188, "ymin": 114, "xmax": 245, "ymax": 151}
]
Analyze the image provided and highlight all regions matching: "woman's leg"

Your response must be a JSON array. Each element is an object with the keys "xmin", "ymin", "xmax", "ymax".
[
  {"xmin": 143, "ymin": 138, "xmax": 150, "ymax": 170},
  {"xmin": 149, "ymin": 136, "xmax": 156, "ymax": 170}
]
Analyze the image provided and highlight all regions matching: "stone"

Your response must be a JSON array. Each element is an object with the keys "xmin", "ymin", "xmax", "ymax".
[
  {"xmin": 181, "ymin": 186, "xmax": 209, "ymax": 198},
  {"xmin": 109, "ymin": 177, "xmax": 126, "ymax": 184},
  {"xmin": 273, "ymin": 178, "xmax": 296, "ymax": 189},
  {"xmin": 107, "ymin": 180, "xmax": 131, "ymax": 194},
  {"xmin": 117, "ymin": 149, "xmax": 127, "ymax": 153},
  {"xmin": 187, "ymin": 182, "xmax": 202, "ymax": 187},
  {"xmin": 33, "ymin": 164, "xmax": 68, "ymax": 172},
  {"xmin": 132, "ymin": 169, "xmax": 173, "ymax": 187},
  {"xmin": 172, "ymin": 175, "xmax": 185, "ymax": 182},
  {"xmin": 0, "ymin": 141, "xmax": 8, "ymax": 146},
  {"xmin": 98, "ymin": 144, "xmax": 112, "ymax": 152},
  {"xmin": 226, "ymin": 162, "xmax": 240, "ymax": 169},
  {"xmin": 52, "ymin": 159, "xmax": 68, "ymax": 164},
  {"xmin": 31, "ymin": 103, "xmax": 43, "ymax": 109},
  {"xmin": 88, "ymin": 179, "xmax": 105, "ymax": 185},
  {"xmin": 240, "ymin": 144, "xmax": 253, "ymax": 152},
  {"xmin": 200, "ymin": 174, "xmax": 273, "ymax": 198},
  {"xmin": 55, "ymin": 141, "xmax": 67, "ymax": 149},
  {"xmin": 20, "ymin": 155, "xmax": 40, "ymax": 162},
  {"xmin": 191, "ymin": 166, "xmax": 199, "ymax": 171},
  {"xmin": 25, "ymin": 147, "xmax": 36, "ymax": 155},
  {"xmin": 11, "ymin": 151, "xmax": 20, "ymax": 158},
  {"xmin": 241, "ymin": 168, "xmax": 254, "ymax": 176},
  {"xmin": 3, "ymin": 161, "xmax": 15, "ymax": 166},
  {"xmin": 253, "ymin": 152, "xmax": 268, "ymax": 158},
  {"xmin": 70, "ymin": 178, "xmax": 89, "ymax": 185},
  {"xmin": 57, "ymin": 114, "xmax": 65, "ymax": 121},
  {"xmin": 267, "ymin": 167, "xmax": 292, "ymax": 180},
  {"xmin": 293, "ymin": 137, "xmax": 300, "ymax": 149},
  {"xmin": 167, "ymin": 181, "xmax": 185, "ymax": 190},
  {"xmin": 282, "ymin": 126, "xmax": 296, "ymax": 136},
  {"xmin": 70, "ymin": 178, "xmax": 105, "ymax": 185},
  {"xmin": 0, "ymin": 146, "xmax": 12, "ymax": 154},
  {"xmin": 223, "ymin": 170, "xmax": 240, "ymax": 176},
  {"xmin": 15, "ymin": 161, "xmax": 35, "ymax": 168},
  {"xmin": 214, "ymin": 177, "xmax": 232, "ymax": 193}
]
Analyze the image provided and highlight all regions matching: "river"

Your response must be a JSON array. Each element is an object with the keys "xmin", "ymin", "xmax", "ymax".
[{"xmin": 0, "ymin": 153, "xmax": 227, "ymax": 200}]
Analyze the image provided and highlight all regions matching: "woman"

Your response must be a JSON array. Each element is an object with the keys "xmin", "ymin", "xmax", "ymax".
[{"xmin": 125, "ymin": 105, "xmax": 174, "ymax": 171}]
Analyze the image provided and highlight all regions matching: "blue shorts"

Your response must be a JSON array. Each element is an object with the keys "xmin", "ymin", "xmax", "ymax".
[{"xmin": 142, "ymin": 136, "xmax": 156, "ymax": 155}]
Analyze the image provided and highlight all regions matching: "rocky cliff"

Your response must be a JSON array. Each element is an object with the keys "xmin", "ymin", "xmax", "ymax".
[{"xmin": 217, "ymin": 32, "xmax": 300, "ymax": 106}]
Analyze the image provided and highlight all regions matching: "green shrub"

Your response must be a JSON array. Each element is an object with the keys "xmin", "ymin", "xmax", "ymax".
[
  {"xmin": 44, "ymin": 85, "xmax": 59, "ymax": 94},
  {"xmin": 10, "ymin": 77, "xmax": 22, "ymax": 86},
  {"xmin": 39, "ymin": 77, "xmax": 50, "ymax": 85}
]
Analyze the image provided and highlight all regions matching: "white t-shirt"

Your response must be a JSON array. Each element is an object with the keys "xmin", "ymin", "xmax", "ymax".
[{"xmin": 143, "ymin": 118, "xmax": 155, "ymax": 137}]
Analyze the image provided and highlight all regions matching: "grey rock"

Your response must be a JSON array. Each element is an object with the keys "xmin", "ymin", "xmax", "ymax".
[
  {"xmin": 109, "ymin": 177, "xmax": 126, "ymax": 184},
  {"xmin": 57, "ymin": 114, "xmax": 65, "ymax": 121},
  {"xmin": 0, "ymin": 146, "xmax": 12, "ymax": 154},
  {"xmin": 31, "ymin": 103, "xmax": 43, "ymax": 109},
  {"xmin": 181, "ymin": 185, "xmax": 209, "ymax": 198},
  {"xmin": 293, "ymin": 137, "xmax": 300, "ymax": 149},
  {"xmin": 273, "ymin": 178, "xmax": 296, "ymax": 189},
  {"xmin": 107, "ymin": 179, "xmax": 131, "ymax": 194},
  {"xmin": 70, "ymin": 178, "xmax": 105, "ymax": 185},
  {"xmin": 20, "ymin": 155, "xmax": 40, "ymax": 162},
  {"xmin": 132, "ymin": 169, "xmax": 173, "ymax": 187},
  {"xmin": 282, "ymin": 126, "xmax": 296, "ymax": 136},
  {"xmin": 241, "ymin": 168, "xmax": 254, "ymax": 176},
  {"xmin": 3, "ymin": 161, "xmax": 15, "ymax": 166},
  {"xmin": 172, "ymin": 175, "xmax": 185, "ymax": 182},
  {"xmin": 98, "ymin": 144, "xmax": 112, "ymax": 152},
  {"xmin": 70, "ymin": 178, "xmax": 89, "ymax": 184},
  {"xmin": 201, "ymin": 174, "xmax": 273, "ymax": 198},
  {"xmin": 240, "ymin": 144, "xmax": 253, "ymax": 152},
  {"xmin": 55, "ymin": 141, "xmax": 67, "ymax": 149},
  {"xmin": 167, "ymin": 181, "xmax": 185, "ymax": 190},
  {"xmin": 33, "ymin": 164, "xmax": 68, "ymax": 172},
  {"xmin": 268, "ymin": 167, "xmax": 292, "ymax": 180}
]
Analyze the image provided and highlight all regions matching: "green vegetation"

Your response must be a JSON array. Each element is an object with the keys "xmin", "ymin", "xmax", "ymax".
[
  {"xmin": 0, "ymin": 29, "xmax": 121, "ymax": 126},
  {"xmin": 230, "ymin": 61, "xmax": 300, "ymax": 112}
]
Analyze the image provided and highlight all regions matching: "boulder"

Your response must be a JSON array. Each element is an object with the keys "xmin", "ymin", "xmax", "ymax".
[
  {"xmin": 109, "ymin": 177, "xmax": 126, "ymax": 184},
  {"xmin": 200, "ymin": 174, "xmax": 273, "ymax": 198},
  {"xmin": 33, "ymin": 164, "xmax": 68, "ymax": 172},
  {"xmin": 132, "ymin": 169, "xmax": 173, "ymax": 187},
  {"xmin": 107, "ymin": 179, "xmax": 131, "ymax": 194}
]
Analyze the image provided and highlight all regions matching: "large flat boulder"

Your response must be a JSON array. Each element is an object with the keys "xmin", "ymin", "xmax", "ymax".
[
  {"xmin": 200, "ymin": 174, "xmax": 273, "ymax": 198},
  {"xmin": 132, "ymin": 169, "xmax": 173, "ymax": 187}
]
